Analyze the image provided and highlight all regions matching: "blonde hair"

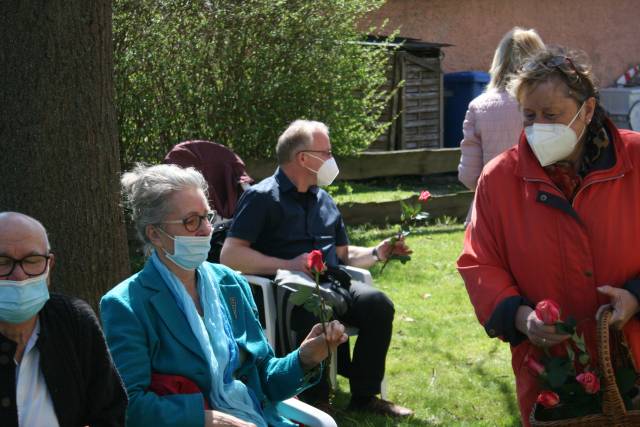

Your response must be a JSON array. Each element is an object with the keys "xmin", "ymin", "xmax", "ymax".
[{"xmin": 487, "ymin": 27, "xmax": 544, "ymax": 91}]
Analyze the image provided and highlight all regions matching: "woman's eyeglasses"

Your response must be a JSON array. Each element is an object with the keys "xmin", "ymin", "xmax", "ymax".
[
  {"xmin": 160, "ymin": 211, "xmax": 217, "ymax": 232},
  {"xmin": 523, "ymin": 55, "xmax": 583, "ymax": 85}
]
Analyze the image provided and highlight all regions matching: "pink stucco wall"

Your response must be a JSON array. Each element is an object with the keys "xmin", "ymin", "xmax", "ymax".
[{"xmin": 364, "ymin": 0, "xmax": 640, "ymax": 88}]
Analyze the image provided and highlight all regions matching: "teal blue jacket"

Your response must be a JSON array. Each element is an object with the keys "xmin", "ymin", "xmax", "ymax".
[{"xmin": 100, "ymin": 260, "xmax": 316, "ymax": 427}]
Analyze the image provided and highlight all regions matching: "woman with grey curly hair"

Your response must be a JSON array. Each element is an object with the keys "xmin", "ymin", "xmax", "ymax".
[
  {"xmin": 100, "ymin": 163, "xmax": 347, "ymax": 427},
  {"xmin": 459, "ymin": 46, "xmax": 640, "ymax": 425}
]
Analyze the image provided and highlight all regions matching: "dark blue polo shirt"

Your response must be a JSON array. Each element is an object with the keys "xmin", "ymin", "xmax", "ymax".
[{"xmin": 228, "ymin": 168, "xmax": 349, "ymax": 267}]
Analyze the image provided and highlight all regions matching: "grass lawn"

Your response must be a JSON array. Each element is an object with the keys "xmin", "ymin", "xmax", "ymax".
[
  {"xmin": 327, "ymin": 175, "xmax": 467, "ymax": 205},
  {"xmin": 330, "ymin": 223, "xmax": 521, "ymax": 426}
]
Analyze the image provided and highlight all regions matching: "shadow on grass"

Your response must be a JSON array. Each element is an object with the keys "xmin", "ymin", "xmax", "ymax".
[
  {"xmin": 332, "ymin": 384, "xmax": 443, "ymax": 426},
  {"xmin": 331, "ymin": 339, "xmax": 521, "ymax": 426},
  {"xmin": 348, "ymin": 224, "xmax": 466, "ymax": 247},
  {"xmin": 425, "ymin": 338, "xmax": 520, "ymax": 425}
]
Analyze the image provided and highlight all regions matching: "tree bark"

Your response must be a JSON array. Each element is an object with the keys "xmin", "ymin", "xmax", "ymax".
[{"xmin": 0, "ymin": 1, "xmax": 130, "ymax": 309}]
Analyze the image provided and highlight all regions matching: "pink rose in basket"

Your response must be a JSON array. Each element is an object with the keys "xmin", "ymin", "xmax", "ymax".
[{"xmin": 576, "ymin": 371, "xmax": 600, "ymax": 394}]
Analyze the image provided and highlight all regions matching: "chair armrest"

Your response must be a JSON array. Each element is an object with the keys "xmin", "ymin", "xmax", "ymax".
[
  {"xmin": 243, "ymin": 274, "xmax": 277, "ymax": 347},
  {"xmin": 344, "ymin": 265, "xmax": 374, "ymax": 286},
  {"xmin": 276, "ymin": 398, "xmax": 337, "ymax": 427}
]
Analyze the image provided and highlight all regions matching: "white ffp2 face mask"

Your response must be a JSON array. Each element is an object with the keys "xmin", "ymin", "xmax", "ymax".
[
  {"xmin": 525, "ymin": 103, "xmax": 586, "ymax": 167},
  {"xmin": 304, "ymin": 155, "xmax": 340, "ymax": 186}
]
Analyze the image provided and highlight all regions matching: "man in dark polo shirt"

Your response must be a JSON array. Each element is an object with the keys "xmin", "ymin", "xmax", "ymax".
[{"xmin": 220, "ymin": 120, "xmax": 413, "ymax": 417}]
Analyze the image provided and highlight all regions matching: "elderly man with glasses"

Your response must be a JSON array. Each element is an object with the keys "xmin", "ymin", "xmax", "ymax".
[
  {"xmin": 0, "ymin": 212, "xmax": 127, "ymax": 427},
  {"xmin": 221, "ymin": 120, "xmax": 414, "ymax": 417}
]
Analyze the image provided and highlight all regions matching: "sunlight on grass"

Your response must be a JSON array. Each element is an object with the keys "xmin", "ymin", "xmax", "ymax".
[
  {"xmin": 332, "ymin": 224, "xmax": 521, "ymax": 426},
  {"xmin": 327, "ymin": 178, "xmax": 467, "ymax": 205}
]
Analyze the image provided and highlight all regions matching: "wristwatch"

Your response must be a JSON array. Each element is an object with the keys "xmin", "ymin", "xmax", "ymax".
[{"xmin": 372, "ymin": 247, "xmax": 382, "ymax": 262}]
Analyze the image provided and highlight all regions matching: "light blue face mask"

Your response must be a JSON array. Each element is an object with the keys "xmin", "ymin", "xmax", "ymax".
[
  {"xmin": 0, "ymin": 272, "xmax": 50, "ymax": 324},
  {"xmin": 157, "ymin": 227, "xmax": 212, "ymax": 270}
]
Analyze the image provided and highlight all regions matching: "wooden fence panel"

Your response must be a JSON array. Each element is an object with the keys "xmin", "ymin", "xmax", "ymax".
[
  {"xmin": 339, "ymin": 192, "xmax": 474, "ymax": 225},
  {"xmin": 244, "ymin": 148, "xmax": 461, "ymax": 181}
]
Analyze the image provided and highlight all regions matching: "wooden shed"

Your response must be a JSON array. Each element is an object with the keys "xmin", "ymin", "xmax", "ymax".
[{"xmin": 366, "ymin": 37, "xmax": 450, "ymax": 151}]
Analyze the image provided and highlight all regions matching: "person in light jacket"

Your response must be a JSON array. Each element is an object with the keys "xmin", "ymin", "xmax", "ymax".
[{"xmin": 458, "ymin": 27, "xmax": 544, "ymax": 223}]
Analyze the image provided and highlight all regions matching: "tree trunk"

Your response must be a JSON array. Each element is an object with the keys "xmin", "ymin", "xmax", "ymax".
[{"xmin": 0, "ymin": 1, "xmax": 130, "ymax": 309}]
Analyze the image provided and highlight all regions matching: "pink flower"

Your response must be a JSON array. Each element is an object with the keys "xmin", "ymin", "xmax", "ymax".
[
  {"xmin": 524, "ymin": 354, "xmax": 545, "ymax": 376},
  {"xmin": 418, "ymin": 190, "xmax": 431, "ymax": 202},
  {"xmin": 536, "ymin": 391, "xmax": 560, "ymax": 408},
  {"xmin": 535, "ymin": 299, "xmax": 561, "ymax": 325},
  {"xmin": 576, "ymin": 371, "xmax": 600, "ymax": 394}
]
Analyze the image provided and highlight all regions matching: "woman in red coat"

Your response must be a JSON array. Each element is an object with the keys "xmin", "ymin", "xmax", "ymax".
[{"xmin": 458, "ymin": 46, "xmax": 640, "ymax": 426}]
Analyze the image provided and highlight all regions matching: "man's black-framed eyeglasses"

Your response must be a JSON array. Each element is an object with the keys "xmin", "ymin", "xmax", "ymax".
[
  {"xmin": 298, "ymin": 150, "xmax": 333, "ymax": 157},
  {"xmin": 160, "ymin": 211, "xmax": 217, "ymax": 232},
  {"xmin": 0, "ymin": 254, "xmax": 52, "ymax": 278}
]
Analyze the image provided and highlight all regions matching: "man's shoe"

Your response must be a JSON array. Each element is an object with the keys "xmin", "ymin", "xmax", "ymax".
[{"xmin": 348, "ymin": 396, "xmax": 414, "ymax": 418}]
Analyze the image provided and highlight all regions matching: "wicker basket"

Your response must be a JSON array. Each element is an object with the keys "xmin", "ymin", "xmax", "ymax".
[{"xmin": 530, "ymin": 307, "xmax": 640, "ymax": 427}]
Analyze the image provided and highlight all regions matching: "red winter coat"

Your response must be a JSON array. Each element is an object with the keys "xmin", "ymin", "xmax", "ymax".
[{"xmin": 458, "ymin": 120, "xmax": 640, "ymax": 425}]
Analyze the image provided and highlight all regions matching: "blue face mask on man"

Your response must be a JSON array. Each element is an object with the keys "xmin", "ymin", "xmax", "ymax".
[
  {"xmin": 0, "ymin": 272, "xmax": 50, "ymax": 323},
  {"xmin": 157, "ymin": 227, "xmax": 212, "ymax": 270}
]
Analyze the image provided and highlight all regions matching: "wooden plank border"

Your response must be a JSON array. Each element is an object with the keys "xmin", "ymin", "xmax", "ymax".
[
  {"xmin": 245, "ymin": 148, "xmax": 461, "ymax": 181},
  {"xmin": 339, "ymin": 191, "xmax": 473, "ymax": 226}
]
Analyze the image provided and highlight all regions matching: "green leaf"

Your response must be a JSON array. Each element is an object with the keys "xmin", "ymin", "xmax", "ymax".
[
  {"xmin": 289, "ymin": 287, "xmax": 313, "ymax": 306},
  {"xmin": 578, "ymin": 353, "xmax": 590, "ymax": 365},
  {"xmin": 565, "ymin": 343, "xmax": 575, "ymax": 362},
  {"xmin": 573, "ymin": 333, "xmax": 587, "ymax": 352},
  {"xmin": 555, "ymin": 322, "xmax": 574, "ymax": 335}
]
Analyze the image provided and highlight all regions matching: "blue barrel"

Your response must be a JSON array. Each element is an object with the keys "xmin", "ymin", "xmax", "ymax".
[{"xmin": 443, "ymin": 71, "xmax": 490, "ymax": 147}]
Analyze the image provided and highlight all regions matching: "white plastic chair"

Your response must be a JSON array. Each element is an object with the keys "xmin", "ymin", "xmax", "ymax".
[
  {"xmin": 244, "ymin": 266, "xmax": 387, "ymax": 400},
  {"xmin": 277, "ymin": 398, "xmax": 337, "ymax": 427},
  {"xmin": 243, "ymin": 274, "xmax": 336, "ymax": 427}
]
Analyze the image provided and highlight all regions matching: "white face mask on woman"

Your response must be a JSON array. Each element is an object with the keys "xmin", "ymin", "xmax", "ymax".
[
  {"xmin": 304, "ymin": 154, "xmax": 340, "ymax": 186},
  {"xmin": 525, "ymin": 102, "xmax": 586, "ymax": 167}
]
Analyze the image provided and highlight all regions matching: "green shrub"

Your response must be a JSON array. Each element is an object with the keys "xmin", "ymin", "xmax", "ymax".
[{"xmin": 114, "ymin": 0, "xmax": 394, "ymax": 167}]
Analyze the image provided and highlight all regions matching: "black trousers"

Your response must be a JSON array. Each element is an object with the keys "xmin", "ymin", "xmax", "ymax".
[{"xmin": 293, "ymin": 280, "xmax": 395, "ymax": 401}]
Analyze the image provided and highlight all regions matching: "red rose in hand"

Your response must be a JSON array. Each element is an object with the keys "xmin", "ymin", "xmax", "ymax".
[
  {"xmin": 576, "ymin": 372, "xmax": 600, "ymax": 394},
  {"xmin": 418, "ymin": 190, "xmax": 431, "ymax": 202},
  {"xmin": 536, "ymin": 391, "xmax": 560, "ymax": 408},
  {"xmin": 524, "ymin": 354, "xmax": 545, "ymax": 376},
  {"xmin": 535, "ymin": 299, "xmax": 561, "ymax": 325},
  {"xmin": 307, "ymin": 250, "xmax": 326, "ymax": 274}
]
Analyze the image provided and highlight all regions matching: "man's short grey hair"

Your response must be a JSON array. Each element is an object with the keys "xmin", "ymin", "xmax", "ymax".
[
  {"xmin": 121, "ymin": 163, "xmax": 208, "ymax": 251},
  {"xmin": 276, "ymin": 120, "xmax": 329, "ymax": 165}
]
